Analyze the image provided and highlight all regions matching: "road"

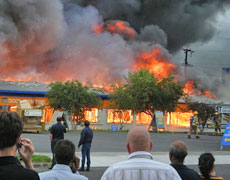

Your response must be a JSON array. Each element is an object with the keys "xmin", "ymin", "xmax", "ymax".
[{"xmin": 22, "ymin": 131, "xmax": 230, "ymax": 152}]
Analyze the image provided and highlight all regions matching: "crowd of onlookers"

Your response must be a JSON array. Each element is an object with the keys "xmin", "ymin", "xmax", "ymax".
[{"xmin": 0, "ymin": 111, "xmax": 224, "ymax": 180}]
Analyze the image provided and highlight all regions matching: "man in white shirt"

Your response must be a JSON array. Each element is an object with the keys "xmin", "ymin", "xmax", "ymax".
[
  {"xmin": 101, "ymin": 126, "xmax": 181, "ymax": 180},
  {"xmin": 39, "ymin": 139, "xmax": 88, "ymax": 180}
]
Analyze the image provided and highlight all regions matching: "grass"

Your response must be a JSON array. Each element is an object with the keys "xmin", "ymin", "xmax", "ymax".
[{"xmin": 18, "ymin": 154, "xmax": 52, "ymax": 163}]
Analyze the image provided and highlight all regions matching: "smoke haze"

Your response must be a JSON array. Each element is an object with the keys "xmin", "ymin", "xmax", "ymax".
[{"xmin": 0, "ymin": 0, "xmax": 230, "ymax": 100}]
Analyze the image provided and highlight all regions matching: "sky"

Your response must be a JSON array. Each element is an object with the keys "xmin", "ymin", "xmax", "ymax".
[{"xmin": 173, "ymin": 8, "xmax": 230, "ymax": 81}]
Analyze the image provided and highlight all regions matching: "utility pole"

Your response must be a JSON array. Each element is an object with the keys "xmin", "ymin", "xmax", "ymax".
[
  {"xmin": 182, "ymin": 48, "xmax": 194, "ymax": 82},
  {"xmin": 183, "ymin": 48, "xmax": 194, "ymax": 66}
]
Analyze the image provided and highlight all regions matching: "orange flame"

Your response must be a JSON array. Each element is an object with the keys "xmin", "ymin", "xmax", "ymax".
[
  {"xmin": 4, "ymin": 76, "xmax": 33, "ymax": 82},
  {"xmin": 183, "ymin": 80, "xmax": 216, "ymax": 99},
  {"xmin": 93, "ymin": 24, "xmax": 103, "ymax": 34},
  {"xmin": 134, "ymin": 47, "xmax": 176, "ymax": 79},
  {"xmin": 93, "ymin": 21, "xmax": 136, "ymax": 40},
  {"xmin": 204, "ymin": 89, "xmax": 216, "ymax": 99},
  {"xmin": 183, "ymin": 80, "xmax": 197, "ymax": 95}
]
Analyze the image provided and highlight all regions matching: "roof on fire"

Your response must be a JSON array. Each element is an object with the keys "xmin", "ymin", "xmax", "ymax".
[
  {"xmin": 0, "ymin": 81, "xmax": 49, "ymax": 96},
  {"xmin": 0, "ymin": 81, "xmax": 109, "ymax": 99}
]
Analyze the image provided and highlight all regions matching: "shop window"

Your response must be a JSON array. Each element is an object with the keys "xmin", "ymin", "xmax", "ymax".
[
  {"xmin": 85, "ymin": 108, "xmax": 98, "ymax": 123},
  {"xmin": 166, "ymin": 112, "xmax": 191, "ymax": 127},
  {"xmin": 136, "ymin": 112, "xmax": 152, "ymax": 124},
  {"xmin": 107, "ymin": 110, "xmax": 133, "ymax": 124}
]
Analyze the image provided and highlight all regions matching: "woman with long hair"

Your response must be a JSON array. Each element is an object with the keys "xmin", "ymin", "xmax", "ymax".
[{"xmin": 198, "ymin": 153, "xmax": 223, "ymax": 180}]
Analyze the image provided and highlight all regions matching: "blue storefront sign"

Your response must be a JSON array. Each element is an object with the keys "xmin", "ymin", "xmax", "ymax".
[
  {"xmin": 155, "ymin": 112, "xmax": 165, "ymax": 129},
  {"xmin": 220, "ymin": 123, "xmax": 230, "ymax": 150},
  {"xmin": 111, "ymin": 125, "xmax": 118, "ymax": 131}
]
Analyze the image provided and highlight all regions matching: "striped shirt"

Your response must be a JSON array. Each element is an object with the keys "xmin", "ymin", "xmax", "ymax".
[{"xmin": 101, "ymin": 151, "xmax": 181, "ymax": 180}]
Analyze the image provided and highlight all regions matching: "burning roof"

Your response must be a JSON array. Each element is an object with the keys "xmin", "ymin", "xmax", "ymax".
[
  {"xmin": 0, "ymin": 0, "xmax": 229, "ymax": 100},
  {"xmin": 0, "ymin": 81, "xmax": 49, "ymax": 92}
]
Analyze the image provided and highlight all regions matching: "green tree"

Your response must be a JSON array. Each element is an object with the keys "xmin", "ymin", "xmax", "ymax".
[
  {"xmin": 110, "ymin": 68, "xmax": 184, "ymax": 118},
  {"xmin": 187, "ymin": 101, "xmax": 215, "ymax": 132},
  {"xmin": 46, "ymin": 80, "xmax": 101, "ymax": 123}
]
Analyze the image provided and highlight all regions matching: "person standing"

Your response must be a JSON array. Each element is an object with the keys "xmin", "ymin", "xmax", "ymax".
[
  {"xmin": 214, "ymin": 112, "xmax": 222, "ymax": 135},
  {"xmin": 78, "ymin": 120, "xmax": 93, "ymax": 171},
  {"xmin": 169, "ymin": 140, "xmax": 201, "ymax": 180},
  {"xmin": 188, "ymin": 111, "xmax": 200, "ymax": 139},
  {"xmin": 0, "ymin": 111, "xmax": 39, "ymax": 180},
  {"xmin": 50, "ymin": 116, "xmax": 66, "ymax": 169}
]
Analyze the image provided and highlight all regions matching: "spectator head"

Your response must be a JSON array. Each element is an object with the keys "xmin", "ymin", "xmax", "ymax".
[
  {"xmin": 84, "ymin": 120, "xmax": 90, "ymax": 127},
  {"xmin": 0, "ymin": 111, "xmax": 23, "ymax": 150},
  {"xmin": 57, "ymin": 117, "xmax": 62, "ymax": 122},
  {"xmin": 126, "ymin": 126, "xmax": 152, "ymax": 154},
  {"xmin": 169, "ymin": 140, "xmax": 188, "ymax": 164},
  {"xmin": 54, "ymin": 139, "xmax": 75, "ymax": 165},
  {"xmin": 198, "ymin": 153, "xmax": 215, "ymax": 180}
]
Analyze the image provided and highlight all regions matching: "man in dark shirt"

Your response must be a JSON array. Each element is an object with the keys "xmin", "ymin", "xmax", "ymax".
[
  {"xmin": 0, "ymin": 111, "xmax": 39, "ymax": 180},
  {"xmin": 50, "ymin": 116, "xmax": 66, "ymax": 168},
  {"xmin": 78, "ymin": 120, "xmax": 93, "ymax": 171},
  {"xmin": 169, "ymin": 140, "xmax": 201, "ymax": 180}
]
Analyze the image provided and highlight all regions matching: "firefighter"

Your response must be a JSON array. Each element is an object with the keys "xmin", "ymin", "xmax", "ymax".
[
  {"xmin": 214, "ymin": 112, "xmax": 221, "ymax": 134},
  {"xmin": 188, "ymin": 111, "xmax": 200, "ymax": 139}
]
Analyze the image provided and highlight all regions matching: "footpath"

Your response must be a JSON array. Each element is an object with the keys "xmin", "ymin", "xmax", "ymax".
[
  {"xmin": 35, "ymin": 150, "xmax": 230, "ymax": 169},
  {"xmin": 34, "ymin": 151, "xmax": 230, "ymax": 180}
]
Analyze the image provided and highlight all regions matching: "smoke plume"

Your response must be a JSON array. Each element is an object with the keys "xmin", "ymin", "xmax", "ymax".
[{"xmin": 0, "ymin": 0, "xmax": 229, "ymax": 99}]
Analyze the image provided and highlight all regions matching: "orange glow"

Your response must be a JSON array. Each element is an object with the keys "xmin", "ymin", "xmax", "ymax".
[
  {"xmin": 84, "ymin": 108, "xmax": 98, "ymax": 123},
  {"xmin": 42, "ymin": 107, "xmax": 54, "ymax": 122},
  {"xmin": 183, "ymin": 80, "xmax": 196, "ymax": 95},
  {"xmin": 92, "ymin": 24, "xmax": 103, "ymax": 34},
  {"xmin": 134, "ymin": 48, "xmax": 176, "ymax": 79},
  {"xmin": 107, "ymin": 109, "xmax": 133, "ymax": 124},
  {"xmin": 90, "ymin": 84, "xmax": 112, "ymax": 92},
  {"xmin": 184, "ymin": 80, "xmax": 216, "ymax": 99},
  {"xmin": 4, "ymin": 76, "xmax": 33, "ymax": 82},
  {"xmin": 204, "ymin": 89, "xmax": 216, "ymax": 99},
  {"xmin": 167, "ymin": 112, "xmax": 192, "ymax": 127},
  {"xmin": 93, "ymin": 21, "xmax": 136, "ymax": 40},
  {"xmin": 136, "ymin": 112, "xmax": 152, "ymax": 124}
]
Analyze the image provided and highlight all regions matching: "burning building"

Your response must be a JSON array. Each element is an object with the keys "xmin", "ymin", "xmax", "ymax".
[{"xmin": 0, "ymin": 80, "xmax": 197, "ymax": 130}]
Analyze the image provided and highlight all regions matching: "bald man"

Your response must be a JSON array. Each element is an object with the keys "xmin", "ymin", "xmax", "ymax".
[
  {"xmin": 169, "ymin": 140, "xmax": 201, "ymax": 180},
  {"xmin": 101, "ymin": 127, "xmax": 181, "ymax": 180}
]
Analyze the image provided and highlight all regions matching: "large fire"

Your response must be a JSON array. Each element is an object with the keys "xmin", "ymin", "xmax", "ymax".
[{"xmin": 134, "ymin": 47, "xmax": 176, "ymax": 79}]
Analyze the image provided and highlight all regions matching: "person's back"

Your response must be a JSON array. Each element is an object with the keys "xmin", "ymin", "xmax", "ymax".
[
  {"xmin": 169, "ymin": 140, "xmax": 201, "ymax": 180},
  {"xmin": 40, "ymin": 164, "xmax": 87, "ymax": 180},
  {"xmin": 171, "ymin": 164, "xmax": 201, "ymax": 180},
  {"xmin": 50, "ymin": 117, "xmax": 66, "ymax": 168},
  {"xmin": 102, "ymin": 153, "xmax": 181, "ymax": 180},
  {"xmin": 39, "ymin": 139, "xmax": 88, "ymax": 180},
  {"xmin": 0, "ymin": 111, "xmax": 39, "ymax": 180},
  {"xmin": 50, "ymin": 121, "xmax": 66, "ymax": 140},
  {"xmin": 0, "ymin": 157, "xmax": 38, "ymax": 180},
  {"xmin": 101, "ymin": 126, "xmax": 181, "ymax": 180},
  {"xmin": 199, "ymin": 153, "xmax": 223, "ymax": 180}
]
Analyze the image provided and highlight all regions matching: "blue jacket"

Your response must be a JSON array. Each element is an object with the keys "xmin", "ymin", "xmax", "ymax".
[{"xmin": 78, "ymin": 127, "xmax": 93, "ymax": 148}]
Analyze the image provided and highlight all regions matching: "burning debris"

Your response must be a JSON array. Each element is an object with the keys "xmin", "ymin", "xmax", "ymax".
[{"xmin": 0, "ymin": 0, "xmax": 229, "ymax": 100}]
